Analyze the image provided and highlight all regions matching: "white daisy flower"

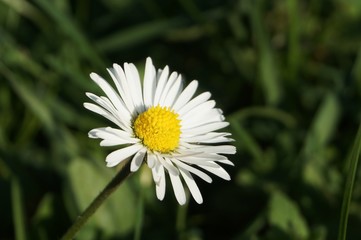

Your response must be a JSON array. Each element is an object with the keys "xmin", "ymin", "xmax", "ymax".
[{"xmin": 84, "ymin": 57, "xmax": 236, "ymax": 205}]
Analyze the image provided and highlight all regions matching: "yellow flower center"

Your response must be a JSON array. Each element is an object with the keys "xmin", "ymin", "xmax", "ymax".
[{"xmin": 133, "ymin": 106, "xmax": 181, "ymax": 153}]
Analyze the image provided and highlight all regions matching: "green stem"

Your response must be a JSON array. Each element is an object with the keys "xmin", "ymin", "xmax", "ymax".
[
  {"xmin": 11, "ymin": 177, "xmax": 27, "ymax": 240},
  {"xmin": 176, "ymin": 191, "xmax": 189, "ymax": 240},
  {"xmin": 337, "ymin": 122, "xmax": 361, "ymax": 240},
  {"xmin": 61, "ymin": 161, "xmax": 132, "ymax": 240},
  {"xmin": 133, "ymin": 188, "xmax": 144, "ymax": 240},
  {"xmin": 228, "ymin": 106, "xmax": 297, "ymax": 128}
]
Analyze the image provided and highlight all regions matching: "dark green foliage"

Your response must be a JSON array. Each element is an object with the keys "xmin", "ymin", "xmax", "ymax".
[{"xmin": 1, "ymin": 0, "xmax": 361, "ymax": 239}]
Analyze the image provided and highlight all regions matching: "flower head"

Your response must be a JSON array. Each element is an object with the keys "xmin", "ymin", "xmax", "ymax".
[{"xmin": 84, "ymin": 57, "xmax": 236, "ymax": 205}]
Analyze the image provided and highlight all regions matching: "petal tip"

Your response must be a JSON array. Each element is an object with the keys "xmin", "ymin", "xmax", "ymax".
[{"xmin": 178, "ymin": 199, "xmax": 187, "ymax": 205}]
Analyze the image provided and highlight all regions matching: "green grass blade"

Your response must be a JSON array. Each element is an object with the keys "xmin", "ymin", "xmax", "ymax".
[
  {"xmin": 177, "ymin": 0, "xmax": 203, "ymax": 22},
  {"xmin": 352, "ymin": 45, "xmax": 361, "ymax": 93},
  {"xmin": 176, "ymin": 200, "xmax": 189, "ymax": 240},
  {"xmin": 303, "ymin": 92, "xmax": 340, "ymax": 157},
  {"xmin": 287, "ymin": 0, "xmax": 300, "ymax": 84},
  {"xmin": 133, "ymin": 190, "xmax": 144, "ymax": 240},
  {"xmin": 1, "ymin": 0, "xmax": 49, "ymax": 30},
  {"xmin": 33, "ymin": 0, "xmax": 104, "ymax": 68},
  {"xmin": 337, "ymin": 122, "xmax": 361, "ymax": 240},
  {"xmin": 251, "ymin": 0, "xmax": 282, "ymax": 105},
  {"xmin": 96, "ymin": 18, "xmax": 186, "ymax": 53},
  {"xmin": 229, "ymin": 119, "xmax": 262, "ymax": 161},
  {"xmin": 228, "ymin": 107, "xmax": 297, "ymax": 128},
  {"xmin": 11, "ymin": 177, "xmax": 27, "ymax": 240},
  {"xmin": 0, "ymin": 63, "xmax": 54, "ymax": 131}
]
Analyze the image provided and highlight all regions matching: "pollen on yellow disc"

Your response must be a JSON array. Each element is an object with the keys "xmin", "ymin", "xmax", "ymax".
[{"xmin": 133, "ymin": 106, "xmax": 181, "ymax": 153}]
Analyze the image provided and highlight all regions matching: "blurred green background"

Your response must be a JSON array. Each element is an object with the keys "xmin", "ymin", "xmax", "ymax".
[{"xmin": 1, "ymin": 0, "xmax": 361, "ymax": 239}]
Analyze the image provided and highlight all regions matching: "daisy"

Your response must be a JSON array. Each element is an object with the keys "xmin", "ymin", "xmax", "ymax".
[{"xmin": 84, "ymin": 57, "xmax": 236, "ymax": 205}]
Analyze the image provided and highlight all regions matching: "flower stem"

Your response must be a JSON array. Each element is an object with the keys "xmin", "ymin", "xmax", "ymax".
[{"xmin": 61, "ymin": 161, "xmax": 132, "ymax": 240}]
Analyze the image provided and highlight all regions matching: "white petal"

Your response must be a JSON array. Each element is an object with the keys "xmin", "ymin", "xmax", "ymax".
[
  {"xmin": 159, "ymin": 71, "xmax": 178, "ymax": 106},
  {"xmin": 177, "ymin": 92, "xmax": 211, "ymax": 116},
  {"xmin": 198, "ymin": 162, "xmax": 231, "ymax": 180},
  {"xmin": 189, "ymin": 145, "xmax": 236, "ymax": 154},
  {"xmin": 151, "ymin": 160, "xmax": 161, "ymax": 183},
  {"xmin": 169, "ymin": 173, "xmax": 186, "ymax": 205},
  {"xmin": 182, "ymin": 132, "xmax": 232, "ymax": 143},
  {"xmin": 163, "ymin": 74, "xmax": 183, "ymax": 107},
  {"xmin": 216, "ymin": 159, "xmax": 235, "ymax": 166},
  {"xmin": 105, "ymin": 144, "xmax": 143, "ymax": 167},
  {"xmin": 99, "ymin": 137, "xmax": 137, "ymax": 147},
  {"xmin": 181, "ymin": 122, "xmax": 229, "ymax": 136},
  {"xmin": 172, "ymin": 80, "xmax": 198, "ymax": 111},
  {"xmin": 193, "ymin": 136, "xmax": 234, "ymax": 144},
  {"xmin": 172, "ymin": 158, "xmax": 212, "ymax": 183},
  {"xmin": 180, "ymin": 100, "xmax": 215, "ymax": 119},
  {"xmin": 84, "ymin": 103, "xmax": 123, "ymax": 128},
  {"xmin": 176, "ymin": 156, "xmax": 219, "ymax": 167},
  {"xmin": 89, "ymin": 73, "xmax": 128, "ymax": 116},
  {"xmin": 107, "ymin": 68, "xmax": 126, "ymax": 97},
  {"xmin": 85, "ymin": 94, "xmax": 130, "ymax": 132},
  {"xmin": 100, "ymin": 139, "xmax": 132, "ymax": 146},
  {"xmin": 174, "ymin": 150, "xmax": 234, "ymax": 166},
  {"xmin": 113, "ymin": 64, "xmax": 136, "ymax": 115},
  {"xmin": 130, "ymin": 148, "xmax": 147, "ymax": 172},
  {"xmin": 124, "ymin": 63, "xmax": 145, "ymax": 113},
  {"xmin": 181, "ymin": 108, "xmax": 224, "ymax": 129},
  {"xmin": 174, "ymin": 150, "xmax": 229, "ymax": 162},
  {"xmin": 153, "ymin": 66, "xmax": 169, "ymax": 105},
  {"xmin": 179, "ymin": 168, "xmax": 203, "ymax": 204},
  {"xmin": 183, "ymin": 152, "xmax": 234, "ymax": 165},
  {"xmin": 152, "ymin": 163, "xmax": 166, "ymax": 200},
  {"xmin": 103, "ymin": 127, "xmax": 133, "ymax": 138},
  {"xmin": 163, "ymin": 150, "xmax": 201, "ymax": 158},
  {"xmin": 107, "ymin": 64, "xmax": 140, "ymax": 115},
  {"xmin": 147, "ymin": 152, "xmax": 156, "ymax": 168},
  {"xmin": 86, "ymin": 92, "xmax": 131, "ymax": 127},
  {"xmin": 99, "ymin": 96, "xmax": 132, "ymax": 131},
  {"xmin": 158, "ymin": 156, "xmax": 179, "ymax": 176},
  {"xmin": 106, "ymin": 68, "xmax": 134, "ymax": 116},
  {"xmin": 143, "ymin": 57, "xmax": 157, "ymax": 108},
  {"xmin": 89, "ymin": 127, "xmax": 134, "ymax": 142},
  {"xmin": 187, "ymin": 152, "xmax": 228, "ymax": 161}
]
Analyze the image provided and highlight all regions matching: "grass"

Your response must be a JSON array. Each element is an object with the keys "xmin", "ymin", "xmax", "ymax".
[{"xmin": 1, "ymin": 0, "xmax": 361, "ymax": 239}]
